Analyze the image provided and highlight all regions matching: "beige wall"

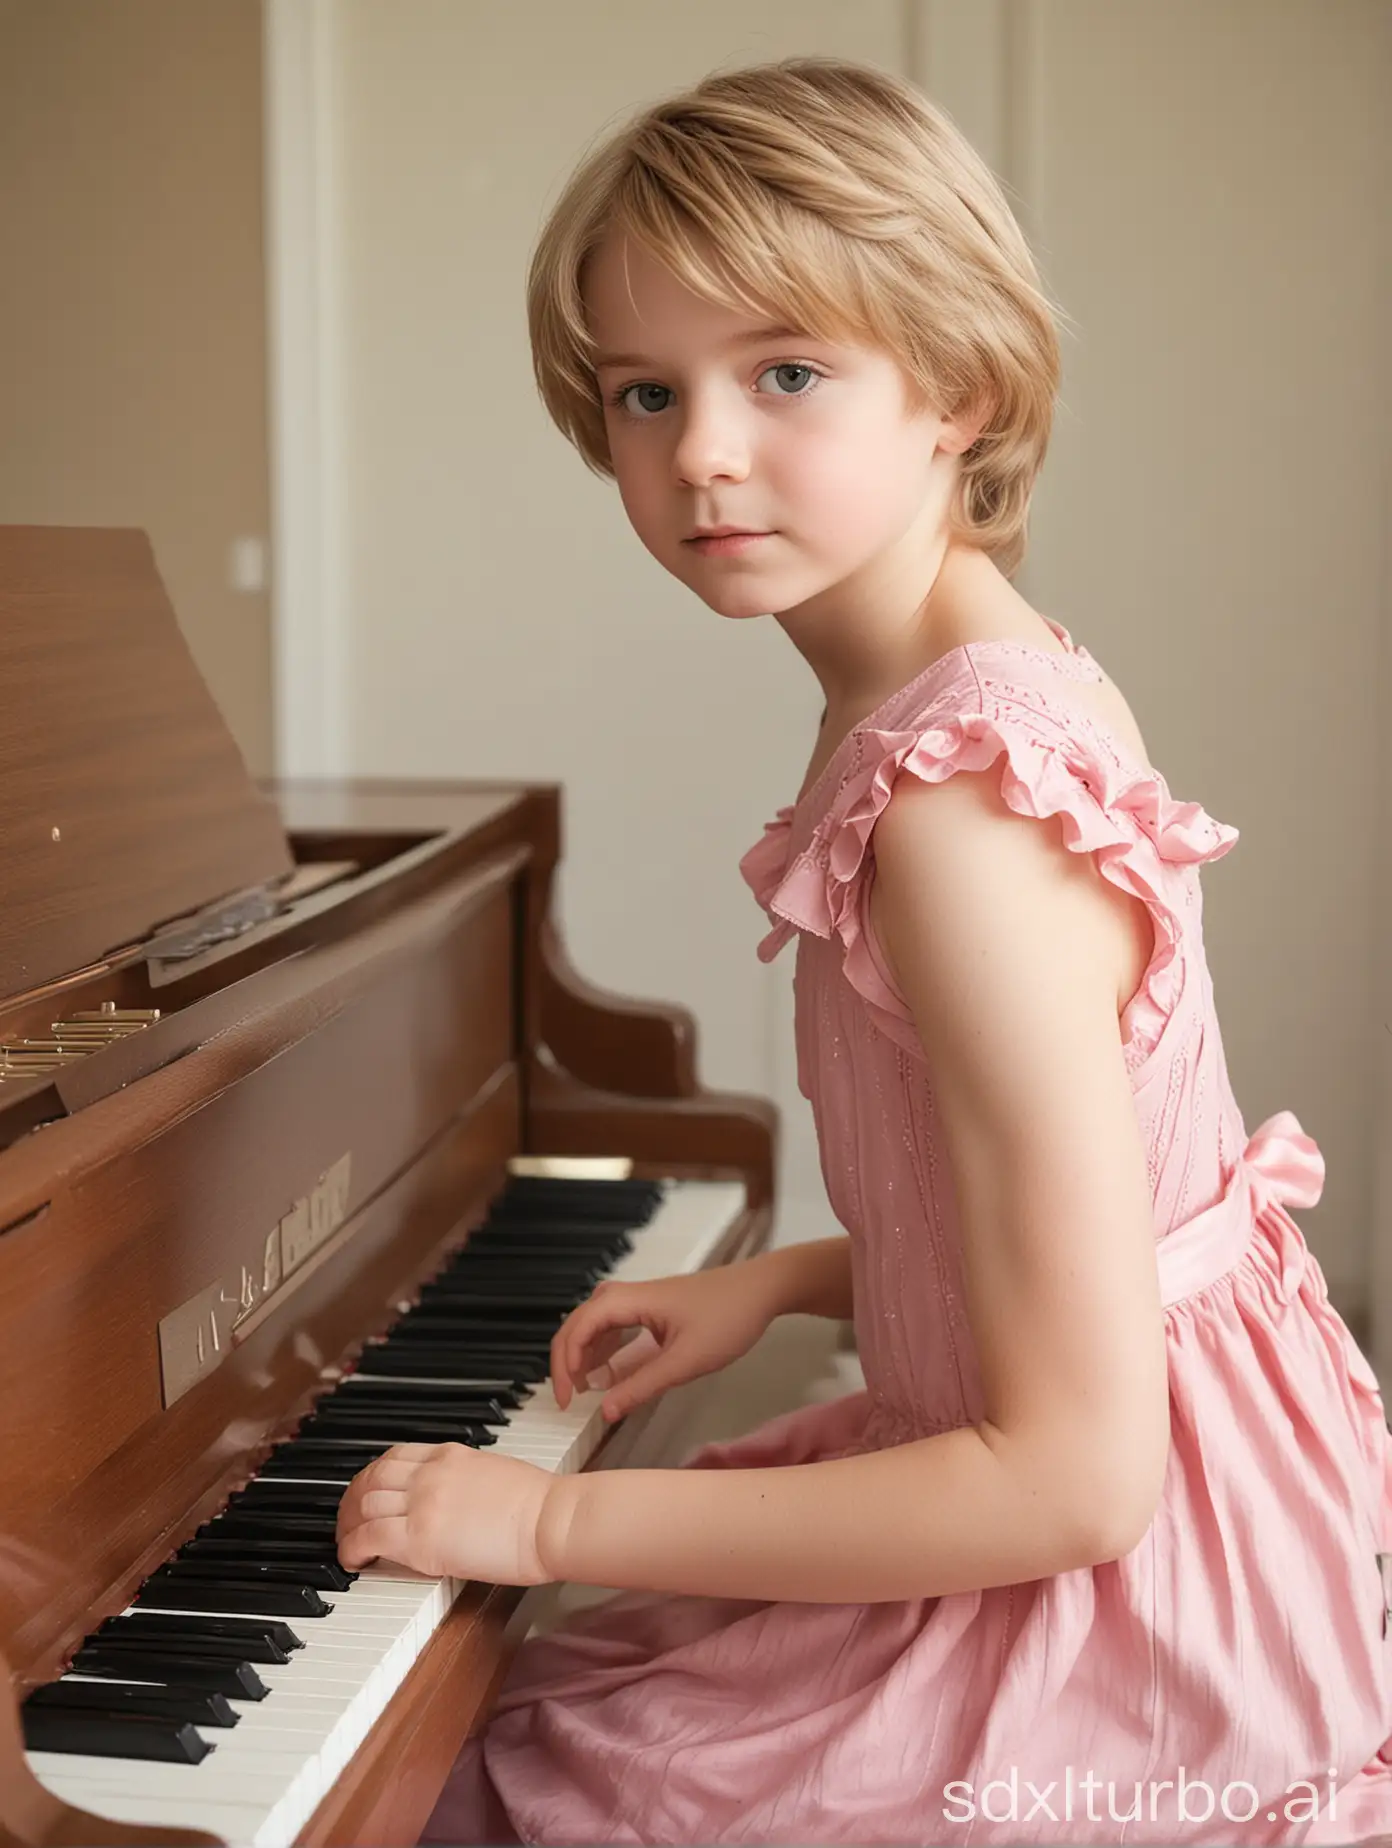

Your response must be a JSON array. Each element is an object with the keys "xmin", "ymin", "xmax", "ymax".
[
  {"xmin": 1018, "ymin": 0, "xmax": 1390, "ymax": 1328},
  {"xmin": 0, "ymin": 0, "xmax": 273, "ymax": 774},
  {"xmin": 269, "ymin": 0, "xmax": 1389, "ymax": 1322}
]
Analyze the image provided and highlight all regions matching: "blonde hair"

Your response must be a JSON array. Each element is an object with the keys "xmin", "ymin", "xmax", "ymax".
[{"xmin": 526, "ymin": 56, "xmax": 1068, "ymax": 578}]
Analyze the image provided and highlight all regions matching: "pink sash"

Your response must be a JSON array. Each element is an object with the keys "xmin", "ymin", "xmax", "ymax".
[{"xmin": 1154, "ymin": 1108, "xmax": 1323, "ymax": 1310}]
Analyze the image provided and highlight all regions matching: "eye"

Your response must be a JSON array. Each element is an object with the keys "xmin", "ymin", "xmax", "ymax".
[
  {"xmin": 610, "ymin": 383, "xmax": 671, "ymax": 419},
  {"xmin": 755, "ymin": 363, "xmax": 822, "ymax": 398}
]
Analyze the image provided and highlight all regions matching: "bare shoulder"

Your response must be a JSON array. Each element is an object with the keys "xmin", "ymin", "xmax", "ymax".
[{"xmin": 868, "ymin": 755, "xmax": 1154, "ymax": 1045}]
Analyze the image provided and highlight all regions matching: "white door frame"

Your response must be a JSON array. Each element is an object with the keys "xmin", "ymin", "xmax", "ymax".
[{"xmin": 261, "ymin": 0, "xmax": 347, "ymax": 779}]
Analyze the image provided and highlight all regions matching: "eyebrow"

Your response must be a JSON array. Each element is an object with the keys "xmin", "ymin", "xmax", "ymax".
[{"xmin": 591, "ymin": 323, "xmax": 810, "ymax": 369}]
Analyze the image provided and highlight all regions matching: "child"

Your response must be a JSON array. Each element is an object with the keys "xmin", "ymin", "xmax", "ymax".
[{"xmin": 336, "ymin": 55, "xmax": 1392, "ymax": 1845}]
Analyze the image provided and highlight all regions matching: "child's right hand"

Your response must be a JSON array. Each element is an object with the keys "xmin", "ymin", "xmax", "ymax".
[{"xmin": 550, "ymin": 1264, "xmax": 780, "ymax": 1422}]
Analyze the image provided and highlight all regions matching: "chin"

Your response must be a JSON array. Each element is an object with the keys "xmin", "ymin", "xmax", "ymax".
[{"xmin": 688, "ymin": 584, "xmax": 775, "ymax": 621}]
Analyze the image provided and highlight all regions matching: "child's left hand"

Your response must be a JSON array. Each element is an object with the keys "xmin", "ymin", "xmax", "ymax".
[{"xmin": 335, "ymin": 1442, "xmax": 560, "ymax": 1586}]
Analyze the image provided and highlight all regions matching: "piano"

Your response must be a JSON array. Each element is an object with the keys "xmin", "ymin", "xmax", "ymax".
[{"xmin": 0, "ymin": 525, "xmax": 777, "ymax": 1847}]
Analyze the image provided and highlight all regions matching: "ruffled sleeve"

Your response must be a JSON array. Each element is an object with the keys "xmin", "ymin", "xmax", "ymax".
[
  {"xmin": 737, "ymin": 805, "xmax": 800, "ymax": 962},
  {"xmin": 744, "ymin": 705, "xmax": 1239, "ymax": 1071}
]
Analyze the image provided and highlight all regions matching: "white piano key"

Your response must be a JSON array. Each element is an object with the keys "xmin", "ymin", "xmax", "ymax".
[
  {"xmin": 25, "ymin": 1179, "xmax": 746, "ymax": 1848},
  {"xmin": 42, "ymin": 1789, "xmax": 276, "ymax": 1843}
]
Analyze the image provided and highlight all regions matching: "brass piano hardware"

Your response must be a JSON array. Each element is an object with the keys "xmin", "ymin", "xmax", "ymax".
[
  {"xmin": 68, "ymin": 1006, "xmax": 162, "ymax": 1022},
  {"xmin": 4, "ymin": 1040, "xmax": 94, "ymax": 1052},
  {"xmin": 157, "ymin": 1152, "xmax": 352, "ymax": 1406},
  {"xmin": 508, "ymin": 1153, "xmax": 635, "ymax": 1179},
  {"xmin": 49, "ymin": 1030, "xmax": 142, "ymax": 1044},
  {"xmin": 0, "ymin": 1004, "xmax": 162, "ymax": 1082}
]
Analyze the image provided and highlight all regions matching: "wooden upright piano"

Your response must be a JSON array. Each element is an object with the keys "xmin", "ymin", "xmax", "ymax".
[{"xmin": 0, "ymin": 526, "xmax": 777, "ymax": 1847}]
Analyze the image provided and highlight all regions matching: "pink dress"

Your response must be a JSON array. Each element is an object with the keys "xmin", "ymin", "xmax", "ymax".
[{"xmin": 424, "ymin": 617, "xmax": 1392, "ymax": 1845}]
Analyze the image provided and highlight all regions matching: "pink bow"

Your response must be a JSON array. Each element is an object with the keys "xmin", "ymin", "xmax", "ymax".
[
  {"xmin": 1241, "ymin": 1108, "xmax": 1324, "ymax": 1215},
  {"xmin": 1155, "ymin": 1110, "xmax": 1323, "ymax": 1309}
]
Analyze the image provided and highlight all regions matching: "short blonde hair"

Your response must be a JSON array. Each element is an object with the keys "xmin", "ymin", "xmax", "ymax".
[{"xmin": 526, "ymin": 56, "xmax": 1068, "ymax": 577}]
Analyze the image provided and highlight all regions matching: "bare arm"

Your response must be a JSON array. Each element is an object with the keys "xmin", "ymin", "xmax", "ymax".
[
  {"xmin": 740, "ymin": 1236, "xmax": 855, "ymax": 1321},
  {"xmin": 536, "ymin": 765, "xmax": 1170, "ymax": 1604}
]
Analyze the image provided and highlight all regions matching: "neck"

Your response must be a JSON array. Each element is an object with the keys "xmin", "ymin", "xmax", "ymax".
[{"xmin": 777, "ymin": 534, "xmax": 1002, "ymax": 723}]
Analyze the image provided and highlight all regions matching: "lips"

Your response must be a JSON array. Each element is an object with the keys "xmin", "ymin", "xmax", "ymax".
[{"xmin": 684, "ymin": 531, "xmax": 771, "ymax": 556}]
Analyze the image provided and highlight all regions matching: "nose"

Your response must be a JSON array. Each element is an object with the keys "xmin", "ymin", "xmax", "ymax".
[{"xmin": 671, "ymin": 388, "xmax": 752, "ymax": 489}]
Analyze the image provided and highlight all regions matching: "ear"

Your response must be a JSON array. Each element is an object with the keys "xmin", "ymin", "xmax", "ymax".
[{"xmin": 938, "ymin": 391, "xmax": 995, "ymax": 457}]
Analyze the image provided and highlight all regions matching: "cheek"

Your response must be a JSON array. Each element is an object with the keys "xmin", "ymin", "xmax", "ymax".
[
  {"xmin": 611, "ymin": 442, "xmax": 667, "ymax": 535},
  {"xmin": 783, "ymin": 428, "xmax": 923, "ymax": 552}
]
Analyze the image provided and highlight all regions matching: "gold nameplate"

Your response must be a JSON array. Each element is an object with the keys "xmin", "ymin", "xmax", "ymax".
[{"xmin": 157, "ymin": 1152, "xmax": 352, "ymax": 1405}]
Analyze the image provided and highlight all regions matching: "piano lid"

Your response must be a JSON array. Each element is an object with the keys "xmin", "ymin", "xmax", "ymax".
[{"xmin": 0, "ymin": 525, "xmax": 294, "ymax": 999}]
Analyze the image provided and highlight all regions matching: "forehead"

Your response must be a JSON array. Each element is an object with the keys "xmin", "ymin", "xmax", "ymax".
[{"xmin": 584, "ymin": 228, "xmax": 783, "ymax": 353}]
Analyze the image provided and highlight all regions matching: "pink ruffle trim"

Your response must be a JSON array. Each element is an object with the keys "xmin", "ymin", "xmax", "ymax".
[{"xmin": 739, "ymin": 712, "xmax": 1239, "ymax": 1065}]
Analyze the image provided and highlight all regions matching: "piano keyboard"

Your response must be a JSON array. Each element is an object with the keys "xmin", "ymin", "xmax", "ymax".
[{"xmin": 22, "ymin": 1173, "xmax": 747, "ymax": 1848}]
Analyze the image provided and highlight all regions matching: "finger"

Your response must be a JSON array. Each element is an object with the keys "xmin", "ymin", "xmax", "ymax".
[
  {"xmin": 577, "ymin": 1325, "xmax": 635, "ymax": 1391},
  {"xmin": 601, "ymin": 1326, "xmax": 660, "ymax": 1386},
  {"xmin": 576, "ymin": 1292, "xmax": 651, "ymax": 1376},
  {"xmin": 338, "ymin": 1448, "xmax": 427, "ymax": 1530},
  {"xmin": 355, "ymin": 1459, "xmax": 419, "ymax": 1492},
  {"xmin": 600, "ymin": 1336, "xmax": 689, "ymax": 1421},
  {"xmin": 358, "ymin": 1487, "xmax": 409, "ymax": 1522},
  {"xmin": 338, "ymin": 1514, "xmax": 411, "ymax": 1573},
  {"xmin": 552, "ymin": 1293, "xmax": 639, "ymax": 1409}
]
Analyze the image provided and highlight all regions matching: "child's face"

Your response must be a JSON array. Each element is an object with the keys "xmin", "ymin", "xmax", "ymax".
[{"xmin": 585, "ymin": 230, "xmax": 955, "ymax": 624}]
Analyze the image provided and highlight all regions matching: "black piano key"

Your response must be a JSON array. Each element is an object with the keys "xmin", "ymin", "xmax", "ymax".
[
  {"xmin": 302, "ymin": 1394, "xmax": 495, "ymax": 1422},
  {"xmin": 257, "ymin": 1457, "xmax": 360, "ymax": 1483},
  {"xmin": 444, "ymin": 1234, "xmax": 620, "ymax": 1257},
  {"xmin": 484, "ymin": 1211, "xmax": 652, "ymax": 1236},
  {"xmin": 21, "ymin": 1707, "xmax": 213, "ymax": 1764},
  {"xmin": 383, "ymin": 1318, "xmax": 562, "ymax": 1343},
  {"xmin": 133, "ymin": 1576, "xmax": 332, "ymax": 1618},
  {"xmin": 397, "ymin": 1303, "xmax": 582, "ymax": 1330},
  {"xmin": 368, "ymin": 1327, "xmax": 554, "ymax": 1352},
  {"xmin": 385, "ymin": 1310, "xmax": 560, "ymax": 1338},
  {"xmin": 253, "ymin": 1441, "xmax": 403, "ymax": 1476},
  {"xmin": 424, "ymin": 1255, "xmax": 607, "ymax": 1282},
  {"xmin": 488, "ymin": 1176, "xmax": 661, "ymax": 1219},
  {"xmin": 349, "ymin": 1352, "xmax": 539, "ymax": 1382},
  {"xmin": 456, "ymin": 1213, "xmax": 635, "ymax": 1237},
  {"xmin": 27, "ymin": 1679, "xmax": 239, "ymax": 1728},
  {"xmin": 181, "ymin": 1536, "xmax": 345, "ymax": 1564},
  {"xmin": 262, "ymin": 1441, "xmax": 396, "ymax": 1468},
  {"xmin": 411, "ymin": 1274, "xmax": 589, "ymax": 1297},
  {"xmin": 360, "ymin": 1345, "xmax": 547, "ymax": 1374},
  {"xmin": 153, "ymin": 1555, "xmax": 355, "ymax": 1593},
  {"xmin": 95, "ymin": 1626, "xmax": 296, "ymax": 1667},
  {"xmin": 417, "ymin": 1271, "xmax": 602, "ymax": 1298},
  {"xmin": 202, "ymin": 1509, "xmax": 340, "ymax": 1539},
  {"xmin": 315, "ymin": 1399, "xmax": 512, "ymax": 1432},
  {"xmin": 447, "ymin": 1230, "xmax": 633, "ymax": 1257},
  {"xmin": 72, "ymin": 1647, "xmax": 270, "ymax": 1700},
  {"xmin": 93, "ymin": 1611, "xmax": 304, "ymax": 1654},
  {"xmin": 294, "ymin": 1414, "xmax": 493, "ymax": 1446},
  {"xmin": 336, "ymin": 1373, "xmax": 524, "ymax": 1407},
  {"xmin": 319, "ymin": 1386, "xmax": 512, "ymax": 1417},
  {"xmin": 227, "ymin": 1491, "xmax": 346, "ymax": 1520},
  {"xmin": 353, "ymin": 1347, "xmax": 546, "ymax": 1382}
]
